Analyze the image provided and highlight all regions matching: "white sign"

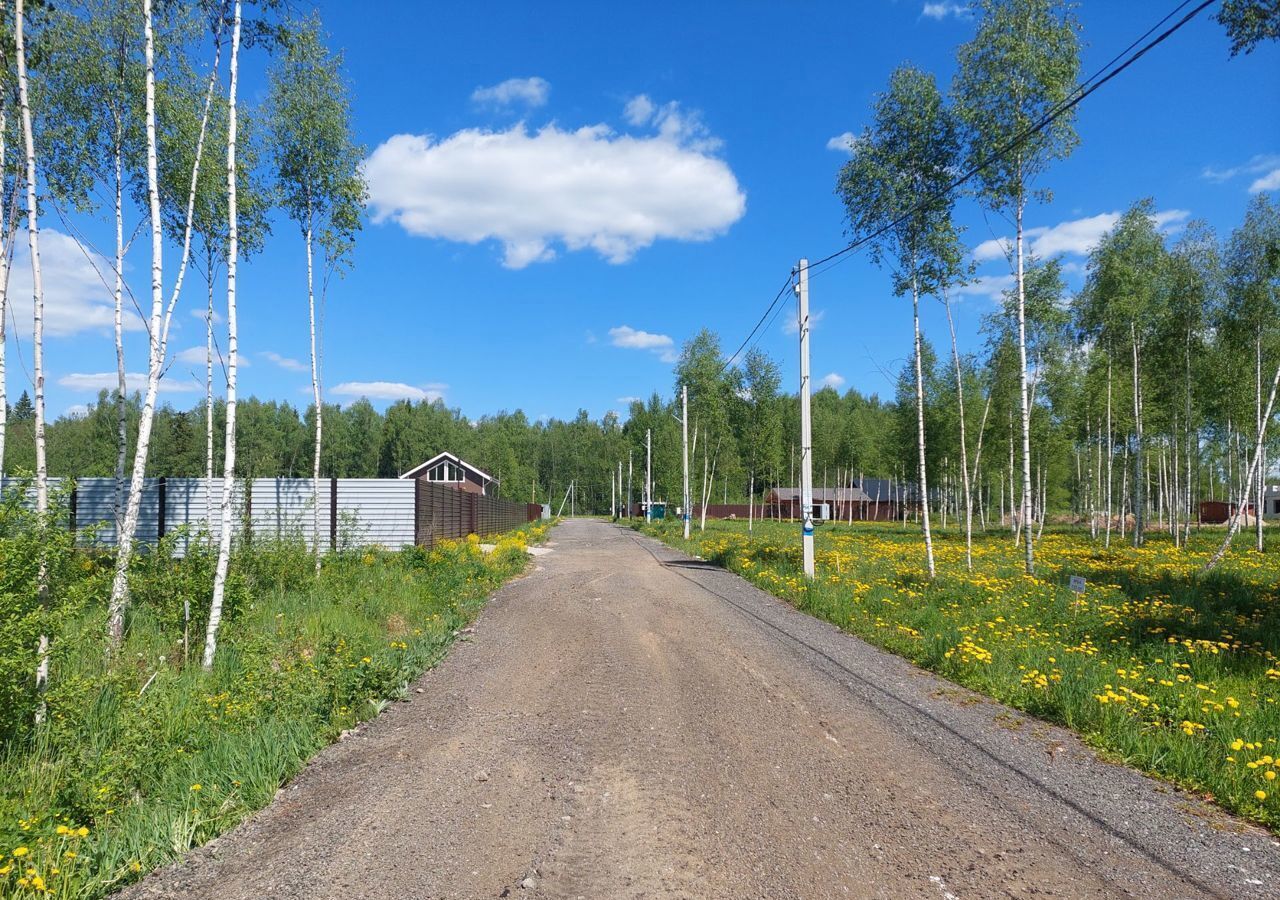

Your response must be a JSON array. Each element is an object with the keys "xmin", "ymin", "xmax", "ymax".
[{"xmin": 1069, "ymin": 575, "xmax": 1086, "ymax": 594}]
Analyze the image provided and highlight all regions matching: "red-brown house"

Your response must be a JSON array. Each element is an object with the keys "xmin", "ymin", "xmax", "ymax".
[{"xmin": 399, "ymin": 451, "xmax": 496, "ymax": 496}]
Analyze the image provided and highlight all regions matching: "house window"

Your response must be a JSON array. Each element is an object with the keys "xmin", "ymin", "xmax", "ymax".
[{"xmin": 428, "ymin": 462, "xmax": 462, "ymax": 482}]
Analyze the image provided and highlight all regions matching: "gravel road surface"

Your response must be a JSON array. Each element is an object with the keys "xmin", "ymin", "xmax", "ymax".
[{"xmin": 124, "ymin": 518, "xmax": 1280, "ymax": 899}]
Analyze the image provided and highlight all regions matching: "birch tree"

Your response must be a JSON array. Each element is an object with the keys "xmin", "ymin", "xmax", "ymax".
[
  {"xmin": 838, "ymin": 64, "xmax": 962, "ymax": 579},
  {"xmin": 204, "ymin": 0, "xmax": 243, "ymax": 671},
  {"xmin": 266, "ymin": 13, "xmax": 364, "ymax": 570},
  {"xmin": 14, "ymin": 0, "xmax": 51, "ymax": 713},
  {"xmin": 954, "ymin": 0, "xmax": 1080, "ymax": 574},
  {"xmin": 107, "ymin": 0, "xmax": 223, "ymax": 646}
]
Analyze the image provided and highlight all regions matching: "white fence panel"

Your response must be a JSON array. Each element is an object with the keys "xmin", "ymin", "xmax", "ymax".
[{"xmin": 336, "ymin": 479, "xmax": 415, "ymax": 549}]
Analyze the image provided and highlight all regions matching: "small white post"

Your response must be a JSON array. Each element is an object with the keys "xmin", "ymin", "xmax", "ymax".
[{"xmin": 645, "ymin": 428, "xmax": 652, "ymax": 522}]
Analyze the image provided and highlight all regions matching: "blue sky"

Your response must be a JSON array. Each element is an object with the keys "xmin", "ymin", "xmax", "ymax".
[{"xmin": 12, "ymin": 0, "xmax": 1280, "ymax": 423}]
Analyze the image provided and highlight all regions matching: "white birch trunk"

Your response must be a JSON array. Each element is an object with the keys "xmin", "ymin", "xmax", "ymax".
[
  {"xmin": 307, "ymin": 220, "xmax": 322, "ymax": 571},
  {"xmin": 205, "ymin": 256, "xmax": 215, "ymax": 542},
  {"xmin": 204, "ymin": 0, "xmax": 243, "ymax": 671},
  {"xmin": 16, "ymin": 0, "xmax": 50, "ymax": 715},
  {"xmin": 0, "ymin": 105, "xmax": 9, "ymax": 478},
  {"xmin": 108, "ymin": 4, "xmax": 223, "ymax": 644},
  {"xmin": 911, "ymin": 273, "xmax": 935, "ymax": 578},
  {"xmin": 113, "ymin": 138, "xmax": 127, "ymax": 532},
  {"xmin": 1206, "ymin": 359, "xmax": 1280, "ymax": 570},
  {"xmin": 1014, "ymin": 199, "xmax": 1034, "ymax": 573},
  {"xmin": 943, "ymin": 291, "xmax": 973, "ymax": 571},
  {"xmin": 1105, "ymin": 355, "xmax": 1113, "ymax": 547},
  {"xmin": 1256, "ymin": 332, "xmax": 1264, "ymax": 552}
]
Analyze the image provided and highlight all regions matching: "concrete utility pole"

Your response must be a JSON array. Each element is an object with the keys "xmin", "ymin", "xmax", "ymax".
[
  {"xmin": 611, "ymin": 467, "xmax": 616, "ymax": 518},
  {"xmin": 618, "ymin": 460, "xmax": 623, "ymax": 520},
  {"xmin": 645, "ymin": 429, "xmax": 652, "ymax": 522},
  {"xmin": 797, "ymin": 259, "xmax": 815, "ymax": 579},
  {"xmin": 627, "ymin": 450, "xmax": 633, "ymax": 519},
  {"xmin": 682, "ymin": 384, "xmax": 691, "ymax": 540}
]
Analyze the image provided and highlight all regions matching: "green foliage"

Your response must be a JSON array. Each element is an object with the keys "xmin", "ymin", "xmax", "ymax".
[
  {"xmin": 0, "ymin": 521, "xmax": 545, "ymax": 898},
  {"xmin": 1217, "ymin": 0, "xmax": 1280, "ymax": 55}
]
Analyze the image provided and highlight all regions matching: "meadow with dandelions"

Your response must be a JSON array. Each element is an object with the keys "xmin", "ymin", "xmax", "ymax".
[
  {"xmin": 638, "ymin": 518, "xmax": 1280, "ymax": 831},
  {"xmin": 0, "ymin": 509, "xmax": 547, "ymax": 899}
]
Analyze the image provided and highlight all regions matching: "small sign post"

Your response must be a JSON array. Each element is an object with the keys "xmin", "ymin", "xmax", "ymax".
[{"xmin": 1069, "ymin": 575, "xmax": 1086, "ymax": 594}]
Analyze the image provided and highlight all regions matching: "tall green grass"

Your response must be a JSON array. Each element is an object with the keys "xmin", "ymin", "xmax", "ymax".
[{"xmin": 0, "ymin": 521, "xmax": 544, "ymax": 899}]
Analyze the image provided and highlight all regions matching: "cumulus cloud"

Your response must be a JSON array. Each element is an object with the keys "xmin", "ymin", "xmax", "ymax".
[
  {"xmin": 922, "ymin": 2, "xmax": 969, "ymax": 19},
  {"xmin": 1250, "ymin": 169, "xmax": 1280, "ymax": 193},
  {"xmin": 820, "ymin": 372, "xmax": 846, "ymax": 390},
  {"xmin": 954, "ymin": 274, "xmax": 1016, "ymax": 301},
  {"xmin": 63, "ymin": 403, "xmax": 92, "ymax": 418},
  {"xmin": 624, "ymin": 95, "xmax": 656, "ymax": 126},
  {"xmin": 826, "ymin": 132, "xmax": 861, "ymax": 155},
  {"xmin": 330, "ymin": 381, "xmax": 447, "ymax": 403},
  {"xmin": 972, "ymin": 209, "xmax": 1190, "ymax": 262},
  {"xmin": 363, "ymin": 105, "xmax": 746, "ymax": 268},
  {"xmin": 259, "ymin": 351, "xmax": 307, "ymax": 373},
  {"xmin": 609, "ymin": 325, "xmax": 678, "ymax": 363},
  {"xmin": 616, "ymin": 395, "xmax": 642, "ymax": 404},
  {"xmin": 471, "ymin": 76, "xmax": 550, "ymax": 108},
  {"xmin": 58, "ymin": 372, "xmax": 197, "ymax": 394},
  {"xmin": 7, "ymin": 229, "xmax": 143, "ymax": 338}
]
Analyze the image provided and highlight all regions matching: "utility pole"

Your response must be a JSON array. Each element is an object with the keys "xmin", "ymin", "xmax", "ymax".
[
  {"xmin": 611, "ymin": 467, "xmax": 616, "ymax": 518},
  {"xmin": 645, "ymin": 429, "xmax": 652, "ymax": 522},
  {"xmin": 682, "ymin": 384, "xmax": 691, "ymax": 540},
  {"xmin": 618, "ymin": 460, "xmax": 623, "ymax": 520},
  {"xmin": 627, "ymin": 450, "xmax": 633, "ymax": 519},
  {"xmin": 797, "ymin": 259, "xmax": 815, "ymax": 579}
]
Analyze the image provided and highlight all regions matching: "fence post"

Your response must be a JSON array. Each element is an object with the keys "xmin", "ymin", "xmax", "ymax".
[
  {"xmin": 330, "ymin": 476, "xmax": 338, "ymax": 552},
  {"xmin": 158, "ymin": 477, "xmax": 167, "ymax": 540},
  {"xmin": 69, "ymin": 483, "xmax": 77, "ymax": 537}
]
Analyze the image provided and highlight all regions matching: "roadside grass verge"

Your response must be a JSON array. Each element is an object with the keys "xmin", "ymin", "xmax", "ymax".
[
  {"xmin": 635, "ymin": 518, "xmax": 1280, "ymax": 832},
  {"xmin": 0, "ymin": 524, "xmax": 547, "ymax": 899}
]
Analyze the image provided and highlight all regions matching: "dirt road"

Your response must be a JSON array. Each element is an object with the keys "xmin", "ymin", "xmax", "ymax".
[{"xmin": 127, "ymin": 518, "xmax": 1280, "ymax": 899}]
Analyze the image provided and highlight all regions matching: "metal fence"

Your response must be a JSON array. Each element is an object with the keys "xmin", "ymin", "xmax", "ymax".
[
  {"xmin": 1, "ymin": 476, "xmax": 540, "ymax": 555},
  {"xmin": 414, "ymin": 480, "xmax": 540, "ymax": 548},
  {"xmin": 1, "ymin": 476, "xmax": 415, "ymax": 555}
]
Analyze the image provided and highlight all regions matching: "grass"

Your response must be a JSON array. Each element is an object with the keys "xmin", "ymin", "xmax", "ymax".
[
  {"xmin": 635, "ymin": 517, "xmax": 1280, "ymax": 831},
  {"xmin": 0, "ymin": 525, "xmax": 547, "ymax": 899}
]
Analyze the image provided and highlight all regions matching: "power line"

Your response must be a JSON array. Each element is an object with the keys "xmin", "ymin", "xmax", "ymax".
[
  {"xmin": 711, "ymin": 0, "xmax": 1216, "ymax": 381},
  {"xmin": 801, "ymin": 0, "xmax": 1216, "ymax": 276}
]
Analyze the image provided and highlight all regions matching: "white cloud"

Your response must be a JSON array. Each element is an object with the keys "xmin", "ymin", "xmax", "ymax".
[
  {"xmin": 826, "ymin": 131, "xmax": 861, "ymax": 155},
  {"xmin": 471, "ymin": 76, "xmax": 550, "ymax": 108},
  {"xmin": 973, "ymin": 209, "xmax": 1191, "ymax": 262},
  {"xmin": 330, "ymin": 381, "xmax": 447, "ymax": 403},
  {"xmin": 616, "ymin": 395, "xmax": 642, "ymax": 404},
  {"xmin": 259, "ymin": 351, "xmax": 307, "ymax": 373},
  {"xmin": 784, "ymin": 308, "xmax": 825, "ymax": 335},
  {"xmin": 820, "ymin": 372, "xmax": 846, "ymax": 390},
  {"xmin": 1250, "ymin": 169, "xmax": 1280, "ymax": 193},
  {"xmin": 364, "ymin": 112, "xmax": 746, "ymax": 268},
  {"xmin": 7, "ymin": 229, "xmax": 143, "ymax": 338},
  {"xmin": 954, "ymin": 274, "xmax": 1015, "ymax": 301},
  {"xmin": 922, "ymin": 2, "xmax": 969, "ymax": 20},
  {"xmin": 609, "ymin": 325, "xmax": 679, "ymax": 363},
  {"xmin": 624, "ymin": 94, "xmax": 656, "ymax": 126},
  {"xmin": 58, "ymin": 372, "xmax": 197, "ymax": 394},
  {"xmin": 1202, "ymin": 153, "xmax": 1280, "ymax": 183},
  {"xmin": 609, "ymin": 325, "xmax": 672, "ymax": 350},
  {"xmin": 63, "ymin": 403, "xmax": 91, "ymax": 418}
]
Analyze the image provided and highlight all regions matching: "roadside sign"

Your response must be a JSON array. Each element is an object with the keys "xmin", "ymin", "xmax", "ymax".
[{"xmin": 1069, "ymin": 575, "xmax": 1086, "ymax": 594}]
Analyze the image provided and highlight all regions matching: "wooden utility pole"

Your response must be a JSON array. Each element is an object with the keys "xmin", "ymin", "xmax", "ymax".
[{"xmin": 797, "ymin": 259, "xmax": 815, "ymax": 579}]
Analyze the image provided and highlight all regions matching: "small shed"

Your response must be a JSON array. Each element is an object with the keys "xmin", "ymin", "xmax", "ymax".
[
  {"xmin": 399, "ymin": 451, "xmax": 496, "ymax": 496},
  {"xmin": 1199, "ymin": 500, "xmax": 1254, "ymax": 525}
]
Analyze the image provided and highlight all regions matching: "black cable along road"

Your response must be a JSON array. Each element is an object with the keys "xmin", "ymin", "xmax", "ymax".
[{"xmin": 714, "ymin": 0, "xmax": 1218, "ymax": 379}]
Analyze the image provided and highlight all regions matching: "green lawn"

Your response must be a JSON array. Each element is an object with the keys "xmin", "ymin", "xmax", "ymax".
[
  {"xmin": 0, "ymin": 526, "xmax": 546, "ymax": 899},
  {"xmin": 636, "ymin": 517, "xmax": 1280, "ymax": 831}
]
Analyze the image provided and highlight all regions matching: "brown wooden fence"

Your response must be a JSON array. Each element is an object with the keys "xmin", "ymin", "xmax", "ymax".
[{"xmin": 413, "ymin": 480, "xmax": 540, "ymax": 548}]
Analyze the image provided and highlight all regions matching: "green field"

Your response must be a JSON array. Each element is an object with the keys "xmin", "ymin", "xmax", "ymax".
[
  {"xmin": 636, "ymin": 518, "xmax": 1280, "ymax": 831},
  {"xmin": 0, "ymin": 526, "xmax": 545, "ymax": 899}
]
